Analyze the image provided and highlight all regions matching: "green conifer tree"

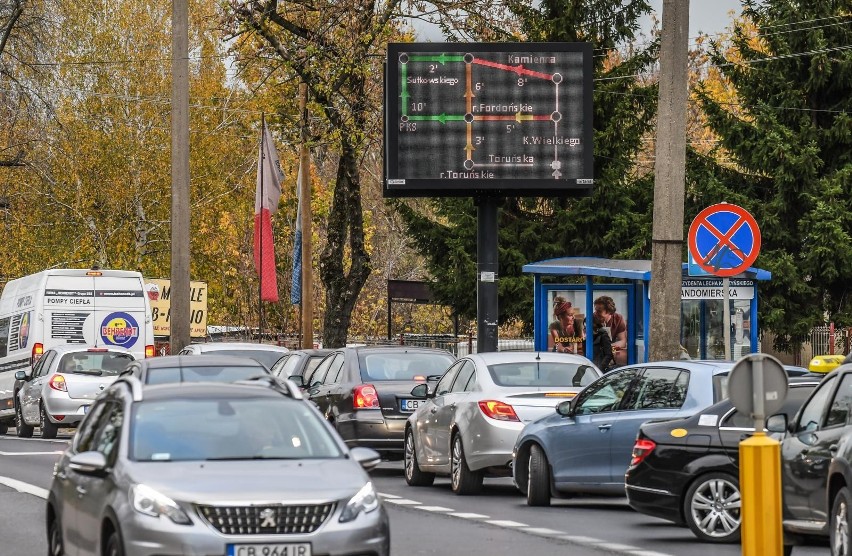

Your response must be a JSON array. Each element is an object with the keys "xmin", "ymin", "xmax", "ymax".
[{"xmin": 693, "ymin": 0, "xmax": 852, "ymax": 351}]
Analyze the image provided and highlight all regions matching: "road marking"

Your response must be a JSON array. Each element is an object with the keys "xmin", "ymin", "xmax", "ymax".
[
  {"xmin": 377, "ymin": 493, "xmax": 401, "ymax": 499},
  {"xmin": 0, "ymin": 476, "xmax": 48, "ymax": 499},
  {"xmin": 383, "ymin": 498, "xmax": 422, "ymax": 505},
  {"xmin": 626, "ymin": 551, "xmax": 676, "ymax": 556},
  {"xmin": 414, "ymin": 506, "xmax": 454, "ymax": 512},
  {"xmin": 0, "ymin": 450, "xmax": 65, "ymax": 456},
  {"xmin": 523, "ymin": 527, "xmax": 565, "ymax": 536},
  {"xmin": 485, "ymin": 520, "xmax": 527, "ymax": 527},
  {"xmin": 449, "ymin": 512, "xmax": 490, "ymax": 519}
]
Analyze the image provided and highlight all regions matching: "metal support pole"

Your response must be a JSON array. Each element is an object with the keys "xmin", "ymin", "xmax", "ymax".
[
  {"xmin": 476, "ymin": 196, "xmax": 498, "ymax": 353},
  {"xmin": 724, "ymin": 277, "xmax": 731, "ymax": 359},
  {"xmin": 169, "ymin": 0, "xmax": 190, "ymax": 353}
]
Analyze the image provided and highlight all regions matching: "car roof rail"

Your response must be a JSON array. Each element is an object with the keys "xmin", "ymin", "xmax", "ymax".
[
  {"xmin": 112, "ymin": 375, "xmax": 144, "ymax": 402},
  {"xmin": 234, "ymin": 374, "xmax": 304, "ymax": 400}
]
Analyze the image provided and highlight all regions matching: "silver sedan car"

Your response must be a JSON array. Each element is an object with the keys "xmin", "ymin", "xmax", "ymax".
[
  {"xmin": 14, "ymin": 345, "xmax": 135, "ymax": 439},
  {"xmin": 404, "ymin": 351, "xmax": 600, "ymax": 494},
  {"xmin": 47, "ymin": 377, "xmax": 388, "ymax": 556}
]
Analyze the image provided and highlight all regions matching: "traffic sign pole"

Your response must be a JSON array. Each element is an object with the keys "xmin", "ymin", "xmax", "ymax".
[{"xmin": 723, "ymin": 277, "xmax": 731, "ymax": 359}]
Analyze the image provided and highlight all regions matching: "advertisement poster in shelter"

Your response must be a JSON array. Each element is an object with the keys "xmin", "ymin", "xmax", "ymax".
[{"xmin": 145, "ymin": 279, "xmax": 208, "ymax": 338}]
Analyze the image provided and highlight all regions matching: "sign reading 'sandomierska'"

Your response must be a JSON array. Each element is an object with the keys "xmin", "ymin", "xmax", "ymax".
[{"xmin": 384, "ymin": 43, "xmax": 593, "ymax": 197}]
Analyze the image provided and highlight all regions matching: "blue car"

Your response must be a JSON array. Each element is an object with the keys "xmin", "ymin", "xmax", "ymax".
[{"xmin": 512, "ymin": 360, "xmax": 736, "ymax": 506}]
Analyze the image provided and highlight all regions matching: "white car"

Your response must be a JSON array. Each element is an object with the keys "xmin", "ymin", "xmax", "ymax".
[
  {"xmin": 14, "ymin": 345, "xmax": 135, "ymax": 438},
  {"xmin": 177, "ymin": 342, "xmax": 289, "ymax": 369}
]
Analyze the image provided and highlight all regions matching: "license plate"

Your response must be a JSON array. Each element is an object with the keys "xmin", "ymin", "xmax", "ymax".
[
  {"xmin": 226, "ymin": 544, "xmax": 311, "ymax": 556},
  {"xmin": 400, "ymin": 399, "xmax": 423, "ymax": 412}
]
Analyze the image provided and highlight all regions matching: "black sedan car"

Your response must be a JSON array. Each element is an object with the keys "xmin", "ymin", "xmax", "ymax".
[
  {"xmin": 119, "ymin": 354, "xmax": 270, "ymax": 384},
  {"xmin": 306, "ymin": 346, "xmax": 455, "ymax": 459},
  {"xmin": 625, "ymin": 375, "xmax": 821, "ymax": 543},
  {"xmin": 270, "ymin": 349, "xmax": 333, "ymax": 388}
]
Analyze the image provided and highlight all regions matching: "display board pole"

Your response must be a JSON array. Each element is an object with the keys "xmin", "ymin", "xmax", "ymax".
[{"xmin": 477, "ymin": 196, "xmax": 498, "ymax": 353}]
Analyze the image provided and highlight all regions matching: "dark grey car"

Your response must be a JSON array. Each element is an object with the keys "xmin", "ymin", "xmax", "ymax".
[
  {"xmin": 119, "ymin": 354, "xmax": 270, "ymax": 385},
  {"xmin": 46, "ymin": 377, "xmax": 388, "ymax": 556},
  {"xmin": 271, "ymin": 349, "xmax": 333, "ymax": 388},
  {"xmin": 306, "ymin": 346, "xmax": 455, "ymax": 458}
]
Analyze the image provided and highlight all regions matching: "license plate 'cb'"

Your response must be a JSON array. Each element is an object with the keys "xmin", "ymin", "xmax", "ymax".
[
  {"xmin": 400, "ymin": 399, "xmax": 422, "ymax": 412},
  {"xmin": 227, "ymin": 543, "xmax": 311, "ymax": 556}
]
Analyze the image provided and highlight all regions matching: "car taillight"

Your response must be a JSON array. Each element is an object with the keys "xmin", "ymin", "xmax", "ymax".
[
  {"xmin": 630, "ymin": 439, "xmax": 656, "ymax": 467},
  {"xmin": 353, "ymin": 384, "xmax": 379, "ymax": 409},
  {"xmin": 145, "ymin": 345, "xmax": 155, "ymax": 358},
  {"xmin": 49, "ymin": 375, "xmax": 67, "ymax": 392},
  {"xmin": 478, "ymin": 400, "xmax": 519, "ymax": 422},
  {"xmin": 31, "ymin": 343, "xmax": 44, "ymax": 366}
]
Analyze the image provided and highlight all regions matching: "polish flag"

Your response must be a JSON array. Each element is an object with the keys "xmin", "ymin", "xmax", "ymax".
[{"xmin": 254, "ymin": 120, "xmax": 283, "ymax": 302}]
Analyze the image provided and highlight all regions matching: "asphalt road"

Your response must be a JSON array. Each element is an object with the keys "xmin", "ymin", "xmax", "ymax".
[{"xmin": 0, "ymin": 431, "xmax": 832, "ymax": 556}]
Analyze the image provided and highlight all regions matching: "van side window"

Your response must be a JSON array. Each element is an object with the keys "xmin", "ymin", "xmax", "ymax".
[{"xmin": 0, "ymin": 317, "xmax": 10, "ymax": 358}]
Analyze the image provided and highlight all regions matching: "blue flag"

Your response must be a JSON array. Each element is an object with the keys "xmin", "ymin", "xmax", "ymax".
[{"xmin": 290, "ymin": 164, "xmax": 302, "ymax": 305}]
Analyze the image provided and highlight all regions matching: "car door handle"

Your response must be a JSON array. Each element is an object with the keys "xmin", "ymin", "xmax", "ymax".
[
  {"xmin": 430, "ymin": 407, "xmax": 438, "ymax": 414},
  {"xmin": 76, "ymin": 485, "xmax": 87, "ymax": 496},
  {"xmin": 598, "ymin": 424, "xmax": 612, "ymax": 431},
  {"xmin": 830, "ymin": 444, "xmax": 839, "ymax": 456}
]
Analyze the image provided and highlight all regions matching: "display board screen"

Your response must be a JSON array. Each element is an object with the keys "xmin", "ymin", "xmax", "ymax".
[{"xmin": 384, "ymin": 42, "xmax": 593, "ymax": 197}]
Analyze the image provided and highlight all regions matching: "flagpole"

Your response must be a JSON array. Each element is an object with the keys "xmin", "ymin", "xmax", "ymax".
[
  {"xmin": 259, "ymin": 113, "xmax": 265, "ymax": 343},
  {"xmin": 299, "ymin": 84, "xmax": 313, "ymax": 349}
]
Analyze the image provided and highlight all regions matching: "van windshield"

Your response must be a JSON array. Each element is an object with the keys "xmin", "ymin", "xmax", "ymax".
[{"xmin": 57, "ymin": 352, "xmax": 134, "ymax": 377}]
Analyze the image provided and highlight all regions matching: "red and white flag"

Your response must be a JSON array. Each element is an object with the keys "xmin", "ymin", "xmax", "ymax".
[{"xmin": 254, "ymin": 120, "xmax": 283, "ymax": 302}]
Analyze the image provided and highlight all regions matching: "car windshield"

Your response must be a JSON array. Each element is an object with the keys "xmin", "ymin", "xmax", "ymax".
[
  {"xmin": 487, "ymin": 362, "xmax": 600, "ymax": 387},
  {"xmin": 204, "ymin": 349, "xmax": 285, "ymax": 368},
  {"xmin": 57, "ymin": 352, "xmax": 133, "ymax": 377},
  {"xmin": 359, "ymin": 352, "xmax": 454, "ymax": 381},
  {"xmin": 130, "ymin": 398, "xmax": 343, "ymax": 462},
  {"xmin": 144, "ymin": 365, "xmax": 267, "ymax": 385}
]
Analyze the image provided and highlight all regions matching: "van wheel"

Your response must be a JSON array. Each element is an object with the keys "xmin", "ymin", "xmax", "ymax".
[
  {"xmin": 16, "ymin": 403, "xmax": 33, "ymax": 438},
  {"xmin": 41, "ymin": 405, "xmax": 59, "ymax": 439}
]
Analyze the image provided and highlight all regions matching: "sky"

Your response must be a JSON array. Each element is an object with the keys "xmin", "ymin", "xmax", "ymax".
[{"xmin": 643, "ymin": 0, "xmax": 745, "ymax": 41}]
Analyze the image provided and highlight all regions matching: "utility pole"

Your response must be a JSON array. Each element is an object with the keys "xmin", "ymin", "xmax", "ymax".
[
  {"xmin": 170, "ymin": 0, "xmax": 190, "ymax": 353},
  {"xmin": 649, "ymin": 0, "xmax": 689, "ymax": 361},
  {"xmin": 299, "ymin": 84, "xmax": 314, "ymax": 349}
]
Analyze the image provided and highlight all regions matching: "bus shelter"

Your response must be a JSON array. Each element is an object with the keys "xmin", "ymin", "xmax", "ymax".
[{"xmin": 523, "ymin": 257, "xmax": 772, "ymax": 364}]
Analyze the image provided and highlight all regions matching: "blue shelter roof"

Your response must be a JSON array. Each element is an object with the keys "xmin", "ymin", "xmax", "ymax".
[{"xmin": 522, "ymin": 257, "xmax": 771, "ymax": 281}]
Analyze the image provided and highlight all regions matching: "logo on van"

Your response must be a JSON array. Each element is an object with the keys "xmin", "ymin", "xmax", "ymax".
[
  {"xmin": 19, "ymin": 311, "xmax": 30, "ymax": 349},
  {"xmin": 100, "ymin": 312, "xmax": 139, "ymax": 348}
]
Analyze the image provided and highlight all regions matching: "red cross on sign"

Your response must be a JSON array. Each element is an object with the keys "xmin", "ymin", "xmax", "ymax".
[{"xmin": 688, "ymin": 203, "xmax": 761, "ymax": 277}]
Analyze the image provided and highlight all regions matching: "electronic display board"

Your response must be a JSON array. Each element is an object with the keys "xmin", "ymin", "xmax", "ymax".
[{"xmin": 384, "ymin": 42, "xmax": 593, "ymax": 197}]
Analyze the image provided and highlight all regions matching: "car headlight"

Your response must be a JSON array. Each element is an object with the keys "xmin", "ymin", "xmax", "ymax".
[
  {"xmin": 130, "ymin": 484, "xmax": 192, "ymax": 525},
  {"xmin": 339, "ymin": 481, "xmax": 378, "ymax": 523}
]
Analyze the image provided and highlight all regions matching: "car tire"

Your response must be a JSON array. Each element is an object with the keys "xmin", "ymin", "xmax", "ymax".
[
  {"xmin": 450, "ymin": 434, "xmax": 482, "ymax": 495},
  {"xmin": 683, "ymin": 472, "xmax": 741, "ymax": 543},
  {"xmin": 0, "ymin": 421, "xmax": 8, "ymax": 435},
  {"xmin": 47, "ymin": 513, "xmax": 63, "ymax": 556},
  {"xmin": 16, "ymin": 402, "xmax": 33, "ymax": 438},
  {"xmin": 404, "ymin": 428, "xmax": 435, "ymax": 487},
  {"xmin": 831, "ymin": 485, "xmax": 852, "ymax": 556},
  {"xmin": 527, "ymin": 444, "xmax": 552, "ymax": 507},
  {"xmin": 41, "ymin": 405, "xmax": 59, "ymax": 440},
  {"xmin": 105, "ymin": 528, "xmax": 124, "ymax": 556}
]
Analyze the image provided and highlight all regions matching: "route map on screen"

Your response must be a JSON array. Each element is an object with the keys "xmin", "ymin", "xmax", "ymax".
[{"xmin": 384, "ymin": 43, "xmax": 593, "ymax": 197}]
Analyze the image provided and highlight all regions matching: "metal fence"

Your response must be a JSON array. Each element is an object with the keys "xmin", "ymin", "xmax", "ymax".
[
  {"xmin": 809, "ymin": 325, "xmax": 851, "ymax": 357},
  {"xmin": 346, "ymin": 334, "xmax": 535, "ymax": 357}
]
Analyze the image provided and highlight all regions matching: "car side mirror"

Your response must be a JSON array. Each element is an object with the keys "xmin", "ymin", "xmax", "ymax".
[
  {"xmin": 14, "ymin": 370, "xmax": 29, "ymax": 381},
  {"xmin": 349, "ymin": 447, "xmax": 381, "ymax": 471},
  {"xmin": 288, "ymin": 375, "xmax": 305, "ymax": 387},
  {"xmin": 556, "ymin": 399, "xmax": 574, "ymax": 417},
  {"xmin": 68, "ymin": 451, "xmax": 108, "ymax": 477},
  {"xmin": 766, "ymin": 414, "xmax": 787, "ymax": 433},
  {"xmin": 410, "ymin": 383, "xmax": 431, "ymax": 399}
]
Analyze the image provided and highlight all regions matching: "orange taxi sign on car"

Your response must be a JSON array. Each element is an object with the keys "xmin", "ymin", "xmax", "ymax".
[{"xmin": 808, "ymin": 354, "xmax": 845, "ymax": 374}]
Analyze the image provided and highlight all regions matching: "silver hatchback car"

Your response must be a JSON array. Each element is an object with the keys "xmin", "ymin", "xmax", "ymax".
[
  {"xmin": 14, "ymin": 345, "xmax": 135, "ymax": 438},
  {"xmin": 46, "ymin": 376, "xmax": 389, "ymax": 556},
  {"xmin": 404, "ymin": 351, "xmax": 600, "ymax": 494}
]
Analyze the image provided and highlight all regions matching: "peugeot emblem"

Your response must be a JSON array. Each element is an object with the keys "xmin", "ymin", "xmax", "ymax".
[{"xmin": 259, "ymin": 508, "xmax": 276, "ymax": 528}]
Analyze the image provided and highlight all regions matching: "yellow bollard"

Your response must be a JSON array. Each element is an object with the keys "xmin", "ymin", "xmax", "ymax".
[{"xmin": 739, "ymin": 431, "xmax": 784, "ymax": 556}]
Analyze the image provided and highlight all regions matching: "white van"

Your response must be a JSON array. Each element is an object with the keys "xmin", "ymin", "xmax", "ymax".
[{"xmin": 0, "ymin": 268, "xmax": 154, "ymax": 432}]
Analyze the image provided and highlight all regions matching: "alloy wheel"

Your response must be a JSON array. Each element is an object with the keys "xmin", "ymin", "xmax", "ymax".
[
  {"xmin": 48, "ymin": 518, "xmax": 63, "ymax": 556},
  {"xmin": 451, "ymin": 438, "xmax": 461, "ymax": 490},
  {"xmin": 836, "ymin": 496, "xmax": 849, "ymax": 556},
  {"xmin": 690, "ymin": 477, "xmax": 741, "ymax": 539},
  {"xmin": 404, "ymin": 433, "xmax": 415, "ymax": 481}
]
